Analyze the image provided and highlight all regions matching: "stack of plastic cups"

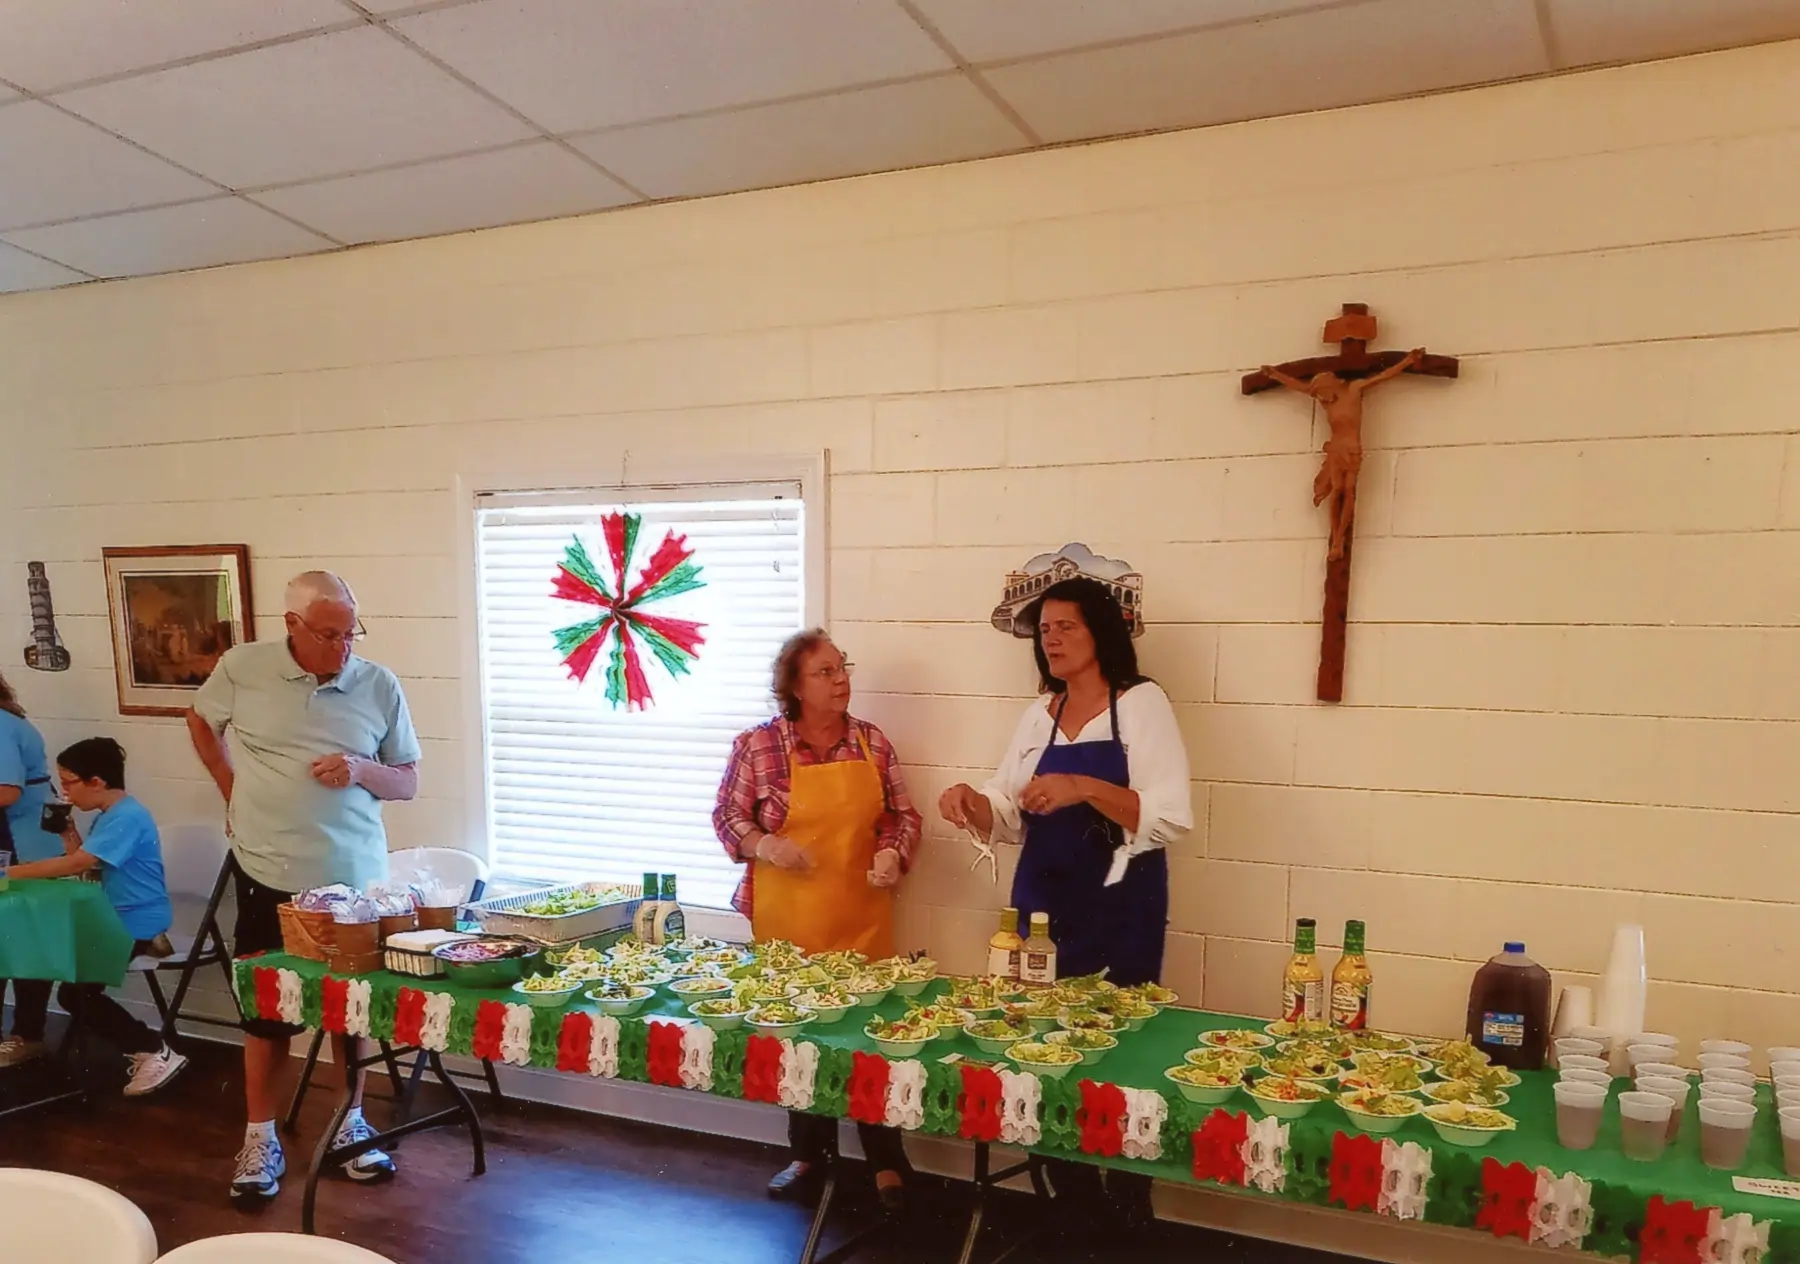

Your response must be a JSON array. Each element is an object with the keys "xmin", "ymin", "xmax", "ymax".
[
  {"xmin": 1638, "ymin": 1075, "xmax": 1692, "ymax": 1141},
  {"xmin": 1570, "ymin": 1025, "xmax": 1616, "ymax": 1077},
  {"xmin": 1554, "ymin": 1038, "xmax": 1605, "ymax": 1070},
  {"xmin": 1781, "ymin": 1107, "xmax": 1800, "ymax": 1179},
  {"xmin": 1626, "ymin": 1033, "xmax": 1680, "ymax": 1075},
  {"xmin": 1773, "ymin": 1052, "xmax": 1800, "ymax": 1177}
]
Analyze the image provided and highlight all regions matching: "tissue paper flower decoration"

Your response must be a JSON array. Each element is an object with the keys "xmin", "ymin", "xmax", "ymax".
[
  {"xmin": 1640, "ymin": 1196, "xmax": 1711, "ymax": 1264},
  {"xmin": 1701, "ymin": 1210, "xmax": 1771, "ymax": 1264},
  {"xmin": 1475, "ymin": 1158, "xmax": 1538, "ymax": 1241},
  {"xmin": 1241, "ymin": 1114, "xmax": 1289, "ymax": 1194},
  {"xmin": 885, "ymin": 1059, "xmax": 926, "ymax": 1131},
  {"xmin": 1077, "ymin": 1079, "xmax": 1128, "ymax": 1157},
  {"xmin": 1378, "ymin": 1140, "xmax": 1433, "ymax": 1221},
  {"xmin": 960, "ymin": 1064, "xmax": 1005, "ymax": 1142},
  {"xmin": 344, "ymin": 979, "xmax": 372, "ymax": 1038},
  {"xmin": 998, "ymin": 1069, "xmax": 1042, "ymax": 1145},
  {"xmin": 499, "ymin": 1002, "xmax": 535, "ymax": 1066},
  {"xmin": 420, "ymin": 991, "xmax": 455, "ymax": 1053},
  {"xmin": 779, "ymin": 1039, "xmax": 821, "ymax": 1111},
  {"xmin": 1530, "ymin": 1168, "xmax": 1593, "ymax": 1250},
  {"xmin": 588, "ymin": 1015, "xmax": 621, "ymax": 1078},
  {"xmin": 1120, "ymin": 1087, "xmax": 1167, "ymax": 1161},
  {"xmin": 681, "ymin": 1023, "xmax": 717, "ymax": 1092},
  {"xmin": 551, "ymin": 514, "xmax": 706, "ymax": 711},
  {"xmin": 1192, "ymin": 1109, "xmax": 1249, "ymax": 1186}
]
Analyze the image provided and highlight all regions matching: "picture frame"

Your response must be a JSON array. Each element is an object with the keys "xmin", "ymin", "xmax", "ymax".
[{"xmin": 101, "ymin": 545, "xmax": 255, "ymax": 717}]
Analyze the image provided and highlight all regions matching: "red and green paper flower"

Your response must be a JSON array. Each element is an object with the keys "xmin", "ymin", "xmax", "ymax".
[{"xmin": 551, "ymin": 511, "xmax": 707, "ymax": 711}]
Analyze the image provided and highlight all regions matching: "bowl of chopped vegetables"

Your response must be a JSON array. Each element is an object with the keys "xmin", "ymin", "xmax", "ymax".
[
  {"xmin": 1261, "ymin": 1050, "xmax": 1341, "ymax": 1081},
  {"xmin": 1422, "ymin": 1102, "xmax": 1518, "ymax": 1147},
  {"xmin": 1338, "ymin": 1089, "xmax": 1423, "ymax": 1134},
  {"xmin": 1057, "ymin": 1008, "xmax": 1128, "ymax": 1036},
  {"xmin": 1343, "ymin": 1030, "xmax": 1417, "ymax": 1055},
  {"xmin": 1203, "ymin": 1028, "xmax": 1276, "ymax": 1051},
  {"xmin": 668, "ymin": 975, "xmax": 735, "ymax": 1000},
  {"xmin": 1045, "ymin": 1029, "xmax": 1118, "ymax": 1066},
  {"xmin": 1004, "ymin": 998, "xmax": 1064, "ymax": 1034},
  {"xmin": 1338, "ymin": 1054, "xmax": 1427, "ymax": 1094},
  {"xmin": 1420, "ymin": 1079, "xmax": 1511, "ymax": 1109},
  {"xmin": 942, "ymin": 979, "xmax": 1010, "ymax": 1014},
  {"xmin": 1184, "ymin": 1048, "xmax": 1263, "ymax": 1075},
  {"xmin": 745, "ymin": 1003, "xmax": 815, "ymax": 1039},
  {"xmin": 964, "ymin": 1015, "xmax": 1033, "ymax": 1055},
  {"xmin": 1126, "ymin": 983, "xmax": 1178, "ymax": 1010},
  {"xmin": 866, "ymin": 1015, "xmax": 936, "ymax": 1058},
  {"xmin": 1243, "ymin": 1075, "xmax": 1331, "ymax": 1119},
  {"xmin": 794, "ymin": 987, "xmax": 856, "ymax": 1025},
  {"xmin": 688, "ymin": 998, "xmax": 750, "ymax": 1031},
  {"xmin": 887, "ymin": 958, "xmax": 938, "ymax": 997},
  {"xmin": 1097, "ymin": 996, "xmax": 1158, "ymax": 1032},
  {"xmin": 513, "ymin": 976, "xmax": 582, "ymax": 1008},
  {"xmin": 432, "ymin": 936, "xmax": 542, "ymax": 989},
  {"xmin": 1005, "ymin": 1040, "xmax": 1084, "ymax": 1080},
  {"xmin": 585, "ymin": 982, "xmax": 655, "ymax": 1017},
  {"xmin": 905, "ymin": 1003, "xmax": 967, "ymax": 1036},
  {"xmin": 1164, "ymin": 1065, "xmax": 1243, "ymax": 1105},
  {"xmin": 1433, "ymin": 1062, "xmax": 1521, "ymax": 1090},
  {"xmin": 846, "ymin": 971, "xmax": 895, "ymax": 1008},
  {"xmin": 1264, "ymin": 1019, "xmax": 1335, "ymax": 1041}
]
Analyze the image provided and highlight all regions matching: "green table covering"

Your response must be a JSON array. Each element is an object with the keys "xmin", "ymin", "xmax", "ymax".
[
  {"xmin": 241, "ymin": 951, "xmax": 1800, "ymax": 1241},
  {"xmin": 0, "ymin": 878, "xmax": 134, "ymax": 986}
]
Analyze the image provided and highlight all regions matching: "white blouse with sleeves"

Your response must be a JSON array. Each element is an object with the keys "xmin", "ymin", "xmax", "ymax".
[{"xmin": 977, "ymin": 681, "xmax": 1193, "ymax": 886}]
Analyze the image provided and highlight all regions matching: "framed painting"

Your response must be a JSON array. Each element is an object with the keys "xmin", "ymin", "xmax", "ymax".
[{"xmin": 101, "ymin": 545, "xmax": 255, "ymax": 717}]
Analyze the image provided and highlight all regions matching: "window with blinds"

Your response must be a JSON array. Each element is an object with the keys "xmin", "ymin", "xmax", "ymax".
[{"xmin": 474, "ymin": 486, "xmax": 807, "ymax": 911}]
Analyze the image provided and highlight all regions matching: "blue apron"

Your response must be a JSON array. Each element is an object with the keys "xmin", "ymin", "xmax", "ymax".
[{"xmin": 1010, "ymin": 689, "xmax": 1169, "ymax": 986}]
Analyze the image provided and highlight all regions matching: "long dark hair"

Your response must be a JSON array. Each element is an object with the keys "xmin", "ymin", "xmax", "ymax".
[
  {"xmin": 0, "ymin": 669, "xmax": 23, "ymax": 718},
  {"xmin": 1023, "ymin": 577, "xmax": 1148, "ymax": 694}
]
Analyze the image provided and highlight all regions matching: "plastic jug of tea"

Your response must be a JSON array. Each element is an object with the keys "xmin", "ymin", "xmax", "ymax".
[{"xmin": 1464, "ymin": 942, "xmax": 1552, "ymax": 1070}]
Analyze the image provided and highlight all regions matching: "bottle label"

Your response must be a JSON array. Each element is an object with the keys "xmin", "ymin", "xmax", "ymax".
[
  {"xmin": 1021, "ymin": 950, "xmax": 1056, "ymax": 984},
  {"xmin": 1482, "ymin": 1011, "xmax": 1525, "ymax": 1048},
  {"xmin": 1330, "ymin": 982, "xmax": 1369, "ymax": 1030},
  {"xmin": 655, "ymin": 907, "xmax": 685, "ymax": 946},
  {"xmin": 1282, "ymin": 980, "xmax": 1324, "ymax": 1024},
  {"xmin": 988, "ymin": 946, "xmax": 1019, "ymax": 979}
]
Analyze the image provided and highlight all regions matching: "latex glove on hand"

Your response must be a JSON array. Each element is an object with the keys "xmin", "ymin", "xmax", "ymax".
[
  {"xmin": 754, "ymin": 834, "xmax": 811, "ymax": 870},
  {"xmin": 937, "ymin": 783, "xmax": 981, "ymax": 830},
  {"xmin": 866, "ymin": 848, "xmax": 901, "ymax": 889}
]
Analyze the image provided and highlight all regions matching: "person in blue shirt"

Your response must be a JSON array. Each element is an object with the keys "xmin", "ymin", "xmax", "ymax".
[
  {"xmin": 0, "ymin": 670, "xmax": 57, "ymax": 1067},
  {"xmin": 10, "ymin": 737, "xmax": 188, "ymax": 1097}
]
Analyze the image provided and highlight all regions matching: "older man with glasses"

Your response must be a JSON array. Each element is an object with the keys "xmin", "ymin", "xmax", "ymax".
[{"xmin": 186, "ymin": 570, "xmax": 421, "ymax": 1204}]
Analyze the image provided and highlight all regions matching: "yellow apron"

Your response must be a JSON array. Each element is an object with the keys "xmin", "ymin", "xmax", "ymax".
[{"xmin": 750, "ymin": 728, "xmax": 894, "ymax": 958}]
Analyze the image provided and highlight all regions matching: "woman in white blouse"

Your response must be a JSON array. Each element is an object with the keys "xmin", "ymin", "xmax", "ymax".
[{"xmin": 938, "ymin": 576, "xmax": 1192, "ymax": 985}]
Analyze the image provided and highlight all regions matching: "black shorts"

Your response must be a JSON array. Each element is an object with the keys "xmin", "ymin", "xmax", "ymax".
[{"xmin": 234, "ymin": 866, "xmax": 305, "ymax": 1040}]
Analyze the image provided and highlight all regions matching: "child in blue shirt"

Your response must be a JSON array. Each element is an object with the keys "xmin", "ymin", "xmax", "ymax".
[
  {"xmin": 11, "ymin": 737, "xmax": 188, "ymax": 1096},
  {"xmin": 0, "ymin": 671, "xmax": 58, "ymax": 1066}
]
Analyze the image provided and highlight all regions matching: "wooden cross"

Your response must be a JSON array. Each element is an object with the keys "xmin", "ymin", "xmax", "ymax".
[{"xmin": 1242, "ymin": 303, "xmax": 1458, "ymax": 703}]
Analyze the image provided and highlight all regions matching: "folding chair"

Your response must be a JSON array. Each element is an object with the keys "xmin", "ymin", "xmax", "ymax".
[
  {"xmin": 131, "ymin": 843, "xmax": 240, "ymax": 1047},
  {"xmin": 285, "ymin": 848, "xmax": 499, "ymax": 1133}
]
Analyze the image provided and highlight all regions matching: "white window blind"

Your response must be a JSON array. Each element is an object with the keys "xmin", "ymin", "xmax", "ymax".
[{"xmin": 475, "ymin": 488, "xmax": 806, "ymax": 911}]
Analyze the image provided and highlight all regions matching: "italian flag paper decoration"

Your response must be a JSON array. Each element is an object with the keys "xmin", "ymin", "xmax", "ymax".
[{"xmin": 551, "ymin": 511, "xmax": 707, "ymax": 710}]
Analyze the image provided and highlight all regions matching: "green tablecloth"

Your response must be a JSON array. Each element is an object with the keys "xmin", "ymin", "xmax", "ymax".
[
  {"xmin": 241, "ymin": 950, "xmax": 1800, "ymax": 1231},
  {"xmin": 0, "ymin": 878, "xmax": 134, "ymax": 986}
]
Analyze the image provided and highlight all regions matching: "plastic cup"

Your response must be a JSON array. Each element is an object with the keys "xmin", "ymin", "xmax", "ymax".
[
  {"xmin": 1619, "ymin": 1091, "xmax": 1674, "ymax": 1161},
  {"xmin": 1554, "ymin": 1080, "xmax": 1609, "ymax": 1150},
  {"xmin": 1560, "ymin": 1067, "xmax": 1612, "ymax": 1088},
  {"xmin": 1772, "ymin": 1061, "xmax": 1800, "ymax": 1083},
  {"xmin": 1701, "ymin": 1081, "xmax": 1755, "ymax": 1103},
  {"xmin": 1775, "ymin": 1075, "xmax": 1800, "ymax": 1100},
  {"xmin": 1703, "ymin": 1067, "xmax": 1756, "ymax": 1088},
  {"xmin": 1635, "ymin": 1062, "xmax": 1692, "ymax": 1082},
  {"xmin": 1699, "ymin": 1052, "xmax": 1751, "ymax": 1072},
  {"xmin": 1780, "ymin": 1107, "xmax": 1800, "ymax": 1178},
  {"xmin": 1627, "ymin": 1031, "xmax": 1679, "ymax": 1049},
  {"xmin": 1699, "ymin": 1098, "xmax": 1758, "ymax": 1170},
  {"xmin": 1555, "ymin": 1038, "xmax": 1605, "ymax": 1063},
  {"xmin": 1560, "ymin": 1054, "xmax": 1609, "ymax": 1074},
  {"xmin": 1639, "ymin": 1075, "xmax": 1692, "ymax": 1141},
  {"xmin": 1767, "ymin": 1046, "xmax": 1800, "ymax": 1066},
  {"xmin": 1700, "ymin": 1039, "xmax": 1752, "ymax": 1057},
  {"xmin": 1570, "ymin": 1025, "xmax": 1614, "ymax": 1050}
]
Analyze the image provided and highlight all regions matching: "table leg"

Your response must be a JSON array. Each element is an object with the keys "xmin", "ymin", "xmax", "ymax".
[
  {"xmin": 301, "ymin": 1083, "xmax": 354, "ymax": 1235},
  {"xmin": 956, "ymin": 1142, "xmax": 991, "ymax": 1264},
  {"xmin": 797, "ymin": 1164, "xmax": 838, "ymax": 1264}
]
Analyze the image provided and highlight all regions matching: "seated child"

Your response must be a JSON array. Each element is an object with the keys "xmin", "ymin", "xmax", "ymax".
[{"xmin": 10, "ymin": 737, "xmax": 189, "ymax": 1097}]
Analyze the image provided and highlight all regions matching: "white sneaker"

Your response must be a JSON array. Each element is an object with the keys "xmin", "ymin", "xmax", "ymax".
[
  {"xmin": 230, "ymin": 1133, "xmax": 286, "ymax": 1202},
  {"xmin": 333, "ymin": 1113, "xmax": 398, "ymax": 1184},
  {"xmin": 0, "ymin": 1037, "xmax": 48, "ymax": 1068},
  {"xmin": 123, "ymin": 1045, "xmax": 188, "ymax": 1097}
]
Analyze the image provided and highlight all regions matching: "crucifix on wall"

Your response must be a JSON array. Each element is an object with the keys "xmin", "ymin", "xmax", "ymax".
[{"xmin": 1242, "ymin": 303, "xmax": 1458, "ymax": 703}]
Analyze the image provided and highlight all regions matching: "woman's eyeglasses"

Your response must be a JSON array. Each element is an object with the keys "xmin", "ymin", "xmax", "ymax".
[{"xmin": 809, "ymin": 661, "xmax": 854, "ymax": 682}]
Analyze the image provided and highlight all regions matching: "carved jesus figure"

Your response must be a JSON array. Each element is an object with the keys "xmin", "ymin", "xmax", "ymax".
[{"xmin": 1260, "ymin": 349, "xmax": 1424, "ymax": 561}]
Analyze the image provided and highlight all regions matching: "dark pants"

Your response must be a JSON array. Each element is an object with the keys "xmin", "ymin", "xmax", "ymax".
[
  {"xmin": 233, "ymin": 866, "xmax": 305, "ymax": 1040},
  {"xmin": 3, "ymin": 979, "xmax": 52, "ymax": 1042},
  {"xmin": 788, "ymin": 1111, "xmax": 911, "ymax": 1174}
]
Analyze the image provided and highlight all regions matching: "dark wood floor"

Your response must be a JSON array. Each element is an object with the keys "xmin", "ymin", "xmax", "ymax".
[{"xmin": 0, "ymin": 1038, "xmax": 1364, "ymax": 1264}]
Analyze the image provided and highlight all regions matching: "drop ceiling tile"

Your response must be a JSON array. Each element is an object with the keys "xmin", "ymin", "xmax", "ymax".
[
  {"xmin": 0, "ymin": 101, "xmax": 219, "ymax": 231},
  {"xmin": 912, "ymin": 0, "xmax": 1338, "ymax": 63},
  {"xmin": 255, "ymin": 140, "xmax": 638, "ymax": 244},
  {"xmin": 1547, "ymin": 0, "xmax": 1800, "ymax": 67},
  {"xmin": 3, "ymin": 196, "xmax": 334, "ymax": 278},
  {"xmin": 0, "ymin": 0, "xmax": 354, "ymax": 93},
  {"xmin": 0, "ymin": 241, "xmax": 88, "ymax": 292},
  {"xmin": 570, "ymin": 74, "xmax": 1027, "ymax": 201},
  {"xmin": 985, "ymin": 0, "xmax": 1548, "ymax": 143},
  {"xmin": 394, "ymin": 0, "xmax": 953, "ymax": 133},
  {"xmin": 53, "ymin": 25, "xmax": 535, "ymax": 190}
]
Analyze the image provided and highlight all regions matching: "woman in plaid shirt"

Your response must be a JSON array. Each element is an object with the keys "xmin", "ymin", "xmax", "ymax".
[{"xmin": 713, "ymin": 628, "xmax": 922, "ymax": 1208}]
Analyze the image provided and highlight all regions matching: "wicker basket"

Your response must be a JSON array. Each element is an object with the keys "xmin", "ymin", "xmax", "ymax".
[{"xmin": 277, "ymin": 903, "xmax": 336, "ymax": 962}]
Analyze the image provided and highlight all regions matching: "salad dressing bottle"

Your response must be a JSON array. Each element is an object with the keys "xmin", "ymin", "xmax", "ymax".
[
  {"xmin": 652, "ymin": 873, "xmax": 686, "ymax": 946},
  {"xmin": 1281, "ymin": 918, "xmax": 1325, "ymax": 1025},
  {"xmin": 1330, "ymin": 919, "xmax": 1372, "ymax": 1030},
  {"xmin": 1020, "ymin": 912, "xmax": 1057, "ymax": 984},
  {"xmin": 988, "ymin": 907, "xmax": 1024, "ymax": 979},
  {"xmin": 633, "ymin": 871, "xmax": 661, "ymax": 943}
]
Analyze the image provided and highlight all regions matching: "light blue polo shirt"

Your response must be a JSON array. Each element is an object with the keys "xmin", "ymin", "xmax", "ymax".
[
  {"xmin": 0, "ymin": 709, "xmax": 56, "ymax": 862},
  {"xmin": 82, "ymin": 795, "xmax": 173, "ymax": 941},
  {"xmin": 192, "ymin": 640, "xmax": 421, "ymax": 893}
]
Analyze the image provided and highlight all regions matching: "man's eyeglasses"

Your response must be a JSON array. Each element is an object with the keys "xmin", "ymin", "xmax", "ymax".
[
  {"xmin": 294, "ymin": 615, "xmax": 367, "ymax": 647},
  {"xmin": 809, "ymin": 661, "xmax": 854, "ymax": 682}
]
